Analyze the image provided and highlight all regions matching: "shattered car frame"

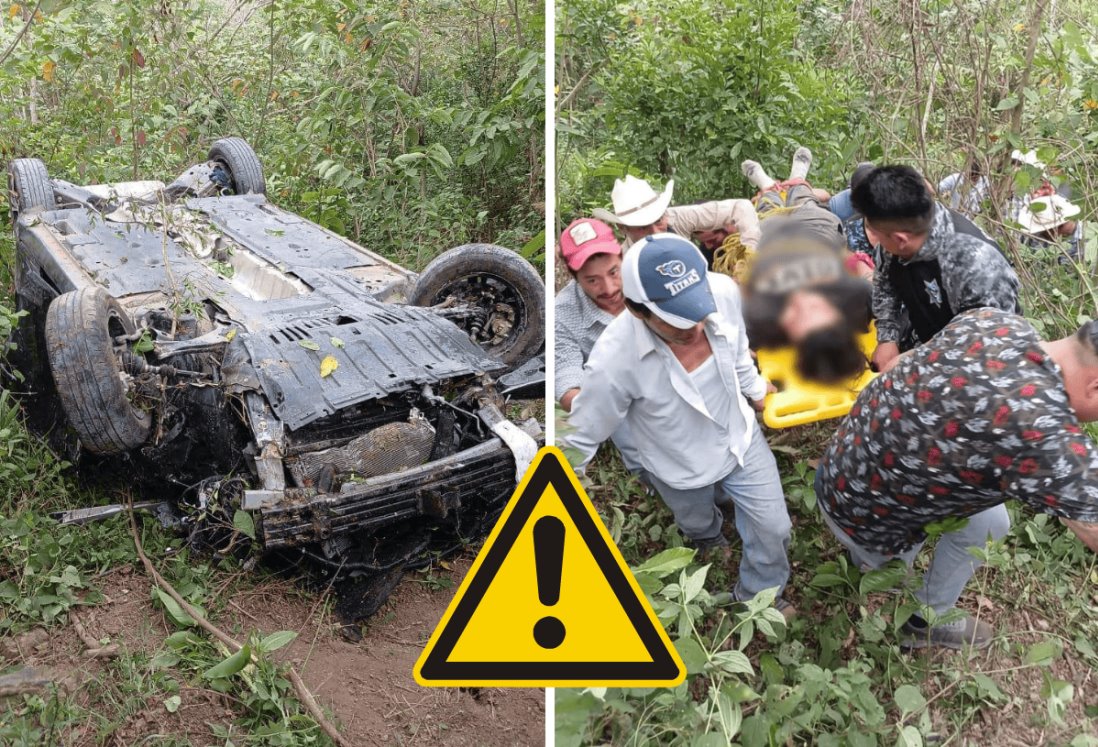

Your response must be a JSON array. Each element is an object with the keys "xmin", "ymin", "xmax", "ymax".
[{"xmin": 7, "ymin": 138, "xmax": 544, "ymax": 619}]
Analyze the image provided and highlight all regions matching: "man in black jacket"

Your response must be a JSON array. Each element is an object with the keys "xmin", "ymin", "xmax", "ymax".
[{"xmin": 852, "ymin": 165, "xmax": 1020, "ymax": 372}]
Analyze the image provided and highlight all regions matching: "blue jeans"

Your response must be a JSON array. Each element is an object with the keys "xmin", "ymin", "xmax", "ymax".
[
  {"xmin": 814, "ymin": 470, "xmax": 1010, "ymax": 615},
  {"xmin": 647, "ymin": 428, "xmax": 791, "ymax": 601}
]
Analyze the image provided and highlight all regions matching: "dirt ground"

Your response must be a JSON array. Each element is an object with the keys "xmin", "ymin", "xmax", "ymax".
[{"xmin": 3, "ymin": 554, "xmax": 544, "ymax": 746}]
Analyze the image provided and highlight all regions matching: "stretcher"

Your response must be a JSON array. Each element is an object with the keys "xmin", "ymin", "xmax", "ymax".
[{"xmin": 757, "ymin": 322, "xmax": 878, "ymax": 428}]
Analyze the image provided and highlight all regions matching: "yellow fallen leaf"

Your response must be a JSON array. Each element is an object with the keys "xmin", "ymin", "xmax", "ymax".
[
  {"xmin": 1084, "ymin": 99, "xmax": 1098, "ymax": 111},
  {"xmin": 9, "ymin": 5, "xmax": 20, "ymax": 20},
  {"xmin": 225, "ymin": 328, "xmax": 237, "ymax": 342},
  {"xmin": 320, "ymin": 354, "xmax": 338, "ymax": 378},
  {"xmin": 42, "ymin": 60, "xmax": 55, "ymax": 82},
  {"xmin": 1013, "ymin": 22, "xmax": 1025, "ymax": 31}
]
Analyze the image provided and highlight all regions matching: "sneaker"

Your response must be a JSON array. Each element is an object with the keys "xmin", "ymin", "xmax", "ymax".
[
  {"xmin": 899, "ymin": 614, "xmax": 993, "ymax": 650},
  {"xmin": 685, "ymin": 533, "xmax": 729, "ymax": 562}
]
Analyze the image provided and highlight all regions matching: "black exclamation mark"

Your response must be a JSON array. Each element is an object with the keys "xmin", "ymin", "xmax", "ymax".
[{"xmin": 532, "ymin": 516, "xmax": 566, "ymax": 649}]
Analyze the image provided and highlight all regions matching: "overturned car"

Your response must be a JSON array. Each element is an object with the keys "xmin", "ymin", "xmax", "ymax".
[{"xmin": 7, "ymin": 138, "xmax": 544, "ymax": 619}]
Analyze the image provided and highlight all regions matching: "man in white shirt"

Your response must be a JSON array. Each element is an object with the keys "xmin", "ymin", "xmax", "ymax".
[{"xmin": 563, "ymin": 234, "xmax": 792, "ymax": 609}]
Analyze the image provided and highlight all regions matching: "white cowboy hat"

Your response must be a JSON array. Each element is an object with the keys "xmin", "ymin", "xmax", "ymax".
[
  {"xmin": 591, "ymin": 175, "xmax": 674, "ymax": 227},
  {"xmin": 1017, "ymin": 193, "xmax": 1081, "ymax": 234},
  {"xmin": 1010, "ymin": 149, "xmax": 1046, "ymax": 170}
]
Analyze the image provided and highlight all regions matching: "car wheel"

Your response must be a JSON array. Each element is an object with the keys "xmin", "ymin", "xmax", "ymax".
[
  {"xmin": 410, "ymin": 243, "xmax": 545, "ymax": 370},
  {"xmin": 208, "ymin": 137, "xmax": 265, "ymax": 195},
  {"xmin": 44, "ymin": 287, "xmax": 152, "ymax": 454},
  {"xmin": 8, "ymin": 158, "xmax": 52, "ymax": 223}
]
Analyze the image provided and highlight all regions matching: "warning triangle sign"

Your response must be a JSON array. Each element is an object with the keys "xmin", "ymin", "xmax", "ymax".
[{"xmin": 414, "ymin": 446, "xmax": 685, "ymax": 687}]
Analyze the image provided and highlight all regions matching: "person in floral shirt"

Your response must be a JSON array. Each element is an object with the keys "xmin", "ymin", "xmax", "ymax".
[{"xmin": 815, "ymin": 307, "xmax": 1098, "ymax": 649}]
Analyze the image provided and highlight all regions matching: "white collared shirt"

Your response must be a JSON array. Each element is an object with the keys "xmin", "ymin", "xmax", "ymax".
[{"xmin": 564, "ymin": 272, "xmax": 767, "ymax": 489}]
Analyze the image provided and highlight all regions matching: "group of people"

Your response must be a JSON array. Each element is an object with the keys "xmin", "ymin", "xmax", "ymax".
[{"xmin": 557, "ymin": 149, "xmax": 1098, "ymax": 650}]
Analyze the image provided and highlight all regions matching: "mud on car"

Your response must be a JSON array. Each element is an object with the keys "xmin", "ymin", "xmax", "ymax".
[{"xmin": 6, "ymin": 138, "xmax": 544, "ymax": 621}]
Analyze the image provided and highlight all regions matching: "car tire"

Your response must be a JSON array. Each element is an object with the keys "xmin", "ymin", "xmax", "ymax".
[
  {"xmin": 8, "ymin": 158, "xmax": 52, "ymax": 221},
  {"xmin": 410, "ymin": 243, "xmax": 545, "ymax": 370},
  {"xmin": 44, "ymin": 287, "xmax": 152, "ymax": 454},
  {"xmin": 208, "ymin": 137, "xmax": 265, "ymax": 195}
]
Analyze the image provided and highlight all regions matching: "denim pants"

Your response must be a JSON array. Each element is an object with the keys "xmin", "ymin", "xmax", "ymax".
[
  {"xmin": 646, "ymin": 428, "xmax": 791, "ymax": 601},
  {"xmin": 814, "ymin": 470, "xmax": 1010, "ymax": 615}
]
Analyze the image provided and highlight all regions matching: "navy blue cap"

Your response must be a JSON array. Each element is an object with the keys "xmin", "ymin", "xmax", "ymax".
[{"xmin": 622, "ymin": 233, "xmax": 716, "ymax": 329}]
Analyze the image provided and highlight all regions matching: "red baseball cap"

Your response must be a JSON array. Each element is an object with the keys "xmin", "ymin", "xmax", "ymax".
[{"xmin": 559, "ymin": 218, "xmax": 621, "ymax": 271}]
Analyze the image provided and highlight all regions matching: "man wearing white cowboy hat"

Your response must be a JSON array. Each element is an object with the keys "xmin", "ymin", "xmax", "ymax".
[
  {"xmin": 563, "ymin": 233, "xmax": 792, "ymax": 613},
  {"xmin": 592, "ymin": 174, "xmax": 761, "ymax": 255},
  {"xmin": 1017, "ymin": 192, "xmax": 1083, "ymax": 259}
]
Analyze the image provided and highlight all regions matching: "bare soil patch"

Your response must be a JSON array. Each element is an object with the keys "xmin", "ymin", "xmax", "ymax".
[{"xmin": 2, "ymin": 552, "xmax": 543, "ymax": 746}]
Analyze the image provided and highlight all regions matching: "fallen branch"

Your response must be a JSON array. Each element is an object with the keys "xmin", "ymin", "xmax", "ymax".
[
  {"xmin": 0, "ymin": 667, "xmax": 51, "ymax": 697},
  {"xmin": 127, "ymin": 507, "xmax": 352, "ymax": 747},
  {"xmin": 69, "ymin": 608, "xmax": 120, "ymax": 659}
]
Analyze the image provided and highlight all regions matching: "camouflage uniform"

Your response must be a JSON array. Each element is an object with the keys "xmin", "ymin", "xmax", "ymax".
[{"xmin": 873, "ymin": 203, "xmax": 1018, "ymax": 350}]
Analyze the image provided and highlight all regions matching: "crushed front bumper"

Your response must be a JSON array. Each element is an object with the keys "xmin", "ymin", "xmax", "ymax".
[{"xmin": 251, "ymin": 437, "xmax": 522, "ymax": 550}]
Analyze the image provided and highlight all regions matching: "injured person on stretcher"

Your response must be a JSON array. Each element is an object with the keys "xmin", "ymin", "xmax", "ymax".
[{"xmin": 736, "ymin": 148, "xmax": 875, "ymax": 385}]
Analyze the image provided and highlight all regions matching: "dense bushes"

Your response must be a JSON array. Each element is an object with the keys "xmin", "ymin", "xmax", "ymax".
[{"xmin": 0, "ymin": 0, "xmax": 543, "ymax": 268}]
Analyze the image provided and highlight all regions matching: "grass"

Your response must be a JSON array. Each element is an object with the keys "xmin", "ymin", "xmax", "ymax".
[
  {"xmin": 555, "ymin": 442, "xmax": 1098, "ymax": 746},
  {"xmin": 554, "ymin": 236, "xmax": 1098, "ymax": 747},
  {"xmin": 0, "ymin": 388, "xmax": 340, "ymax": 746}
]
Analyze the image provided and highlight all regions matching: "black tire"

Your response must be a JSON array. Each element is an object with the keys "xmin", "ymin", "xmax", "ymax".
[
  {"xmin": 44, "ymin": 287, "xmax": 151, "ymax": 454},
  {"xmin": 8, "ymin": 158, "xmax": 52, "ymax": 221},
  {"xmin": 410, "ymin": 243, "xmax": 545, "ymax": 369},
  {"xmin": 208, "ymin": 137, "xmax": 265, "ymax": 195}
]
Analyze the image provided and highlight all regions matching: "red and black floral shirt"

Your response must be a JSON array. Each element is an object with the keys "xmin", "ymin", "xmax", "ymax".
[{"xmin": 817, "ymin": 308, "xmax": 1098, "ymax": 553}]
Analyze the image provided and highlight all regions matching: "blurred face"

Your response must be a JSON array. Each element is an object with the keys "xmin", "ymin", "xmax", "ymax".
[
  {"xmin": 694, "ymin": 227, "xmax": 731, "ymax": 252},
  {"xmin": 576, "ymin": 253, "xmax": 624, "ymax": 314},
  {"xmin": 780, "ymin": 289, "xmax": 842, "ymax": 342},
  {"xmin": 862, "ymin": 219, "xmax": 926, "ymax": 260},
  {"xmin": 623, "ymin": 213, "xmax": 669, "ymax": 242}
]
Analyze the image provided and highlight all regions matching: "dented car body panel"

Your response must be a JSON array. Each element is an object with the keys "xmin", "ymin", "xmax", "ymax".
[{"xmin": 8, "ymin": 145, "xmax": 542, "ymax": 595}]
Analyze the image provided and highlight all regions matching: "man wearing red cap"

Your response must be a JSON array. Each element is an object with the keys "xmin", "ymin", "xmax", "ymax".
[{"xmin": 555, "ymin": 218, "xmax": 645, "ymax": 473}]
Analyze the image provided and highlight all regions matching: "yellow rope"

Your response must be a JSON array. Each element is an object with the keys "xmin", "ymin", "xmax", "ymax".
[{"xmin": 712, "ymin": 204, "xmax": 801, "ymax": 281}]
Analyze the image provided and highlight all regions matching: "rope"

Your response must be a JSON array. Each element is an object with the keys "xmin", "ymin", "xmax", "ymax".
[{"xmin": 711, "ymin": 204, "xmax": 801, "ymax": 281}]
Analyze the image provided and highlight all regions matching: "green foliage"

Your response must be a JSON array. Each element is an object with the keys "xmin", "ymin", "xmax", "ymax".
[
  {"xmin": 558, "ymin": 450, "xmax": 1098, "ymax": 744},
  {"xmin": 557, "ymin": 0, "xmax": 869, "ymax": 219},
  {"xmin": 0, "ymin": 0, "xmax": 543, "ymax": 268}
]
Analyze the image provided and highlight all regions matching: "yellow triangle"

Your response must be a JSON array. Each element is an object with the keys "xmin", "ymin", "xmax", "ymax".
[{"xmin": 414, "ymin": 446, "xmax": 686, "ymax": 687}]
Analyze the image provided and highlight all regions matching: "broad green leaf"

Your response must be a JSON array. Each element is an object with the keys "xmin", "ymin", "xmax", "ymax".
[
  {"xmin": 710, "ymin": 650, "xmax": 754, "ymax": 676},
  {"xmin": 203, "ymin": 644, "xmax": 251, "ymax": 680},
  {"xmin": 681, "ymin": 565, "xmax": 709, "ymax": 603},
  {"xmin": 163, "ymin": 695, "xmax": 181, "ymax": 713},
  {"xmin": 1023, "ymin": 638, "xmax": 1063, "ymax": 666},
  {"xmin": 258, "ymin": 630, "xmax": 297, "ymax": 653},
  {"xmin": 232, "ymin": 510, "xmax": 255, "ymax": 540},
  {"xmin": 895, "ymin": 725, "xmax": 923, "ymax": 747},
  {"xmin": 154, "ymin": 588, "xmax": 195, "ymax": 627},
  {"xmin": 674, "ymin": 636, "xmax": 707, "ymax": 675},
  {"xmin": 297, "ymin": 340, "xmax": 320, "ymax": 351},
  {"xmin": 859, "ymin": 564, "xmax": 907, "ymax": 596},
  {"xmin": 633, "ymin": 547, "xmax": 695, "ymax": 577},
  {"xmin": 893, "ymin": 684, "xmax": 926, "ymax": 714},
  {"xmin": 330, "ymin": 336, "xmax": 345, "ymax": 349}
]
